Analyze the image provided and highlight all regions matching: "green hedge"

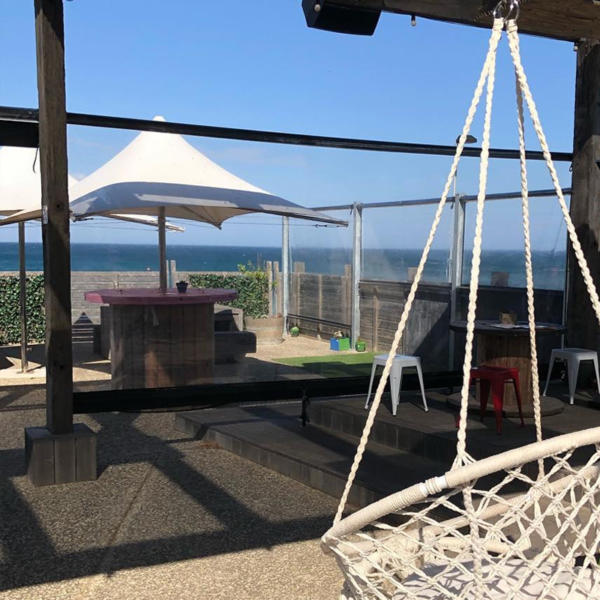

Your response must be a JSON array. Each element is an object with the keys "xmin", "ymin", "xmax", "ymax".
[
  {"xmin": 0, "ymin": 275, "xmax": 45, "ymax": 344},
  {"xmin": 188, "ymin": 267, "xmax": 269, "ymax": 318}
]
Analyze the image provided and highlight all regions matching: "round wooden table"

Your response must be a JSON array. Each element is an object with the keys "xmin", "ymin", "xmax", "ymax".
[
  {"xmin": 450, "ymin": 320, "xmax": 565, "ymax": 415},
  {"xmin": 85, "ymin": 288, "xmax": 237, "ymax": 390}
]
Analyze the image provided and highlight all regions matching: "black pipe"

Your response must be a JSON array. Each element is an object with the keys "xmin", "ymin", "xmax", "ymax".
[
  {"xmin": 72, "ymin": 371, "xmax": 463, "ymax": 414},
  {"xmin": 0, "ymin": 105, "xmax": 573, "ymax": 162},
  {"xmin": 287, "ymin": 313, "xmax": 351, "ymax": 328}
]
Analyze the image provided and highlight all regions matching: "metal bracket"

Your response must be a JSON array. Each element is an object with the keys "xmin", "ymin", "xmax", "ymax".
[
  {"xmin": 301, "ymin": 389, "xmax": 311, "ymax": 427},
  {"xmin": 493, "ymin": 0, "xmax": 520, "ymax": 21}
]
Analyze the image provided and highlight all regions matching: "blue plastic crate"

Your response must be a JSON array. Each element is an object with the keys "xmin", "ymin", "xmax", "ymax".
[{"xmin": 330, "ymin": 337, "xmax": 351, "ymax": 351}]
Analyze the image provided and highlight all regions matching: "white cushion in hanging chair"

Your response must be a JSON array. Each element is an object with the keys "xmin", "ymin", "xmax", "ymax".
[{"xmin": 397, "ymin": 559, "xmax": 600, "ymax": 599}]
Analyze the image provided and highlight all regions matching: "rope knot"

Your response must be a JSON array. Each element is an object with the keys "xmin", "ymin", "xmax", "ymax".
[
  {"xmin": 506, "ymin": 20, "xmax": 518, "ymax": 34},
  {"xmin": 492, "ymin": 18, "xmax": 505, "ymax": 31}
]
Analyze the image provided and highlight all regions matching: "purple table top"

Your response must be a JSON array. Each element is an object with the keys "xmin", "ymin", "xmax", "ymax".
[{"xmin": 84, "ymin": 287, "xmax": 237, "ymax": 306}]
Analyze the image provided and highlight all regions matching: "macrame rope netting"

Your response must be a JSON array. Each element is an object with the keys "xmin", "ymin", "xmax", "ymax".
[
  {"xmin": 325, "ymin": 16, "xmax": 600, "ymax": 600},
  {"xmin": 332, "ymin": 19, "xmax": 505, "ymax": 525}
]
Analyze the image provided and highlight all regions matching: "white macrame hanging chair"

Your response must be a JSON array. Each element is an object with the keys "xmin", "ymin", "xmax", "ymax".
[{"xmin": 322, "ymin": 6, "xmax": 600, "ymax": 600}]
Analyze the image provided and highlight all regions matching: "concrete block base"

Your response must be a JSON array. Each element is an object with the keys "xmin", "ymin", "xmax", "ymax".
[{"xmin": 25, "ymin": 423, "xmax": 97, "ymax": 486}]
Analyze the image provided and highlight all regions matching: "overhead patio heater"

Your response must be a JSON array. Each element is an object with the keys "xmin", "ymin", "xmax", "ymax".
[{"xmin": 302, "ymin": 0, "xmax": 381, "ymax": 35}]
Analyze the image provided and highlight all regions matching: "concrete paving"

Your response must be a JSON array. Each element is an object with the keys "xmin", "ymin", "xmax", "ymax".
[
  {"xmin": 0, "ymin": 335, "xmax": 355, "ymax": 389},
  {"xmin": 0, "ymin": 387, "xmax": 343, "ymax": 599}
]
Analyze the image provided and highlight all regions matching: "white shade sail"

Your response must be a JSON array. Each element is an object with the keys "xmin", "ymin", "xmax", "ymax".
[
  {"xmin": 0, "ymin": 146, "xmax": 77, "ymax": 215},
  {"xmin": 14, "ymin": 117, "xmax": 347, "ymax": 228},
  {"xmin": 0, "ymin": 146, "xmax": 182, "ymax": 231}
]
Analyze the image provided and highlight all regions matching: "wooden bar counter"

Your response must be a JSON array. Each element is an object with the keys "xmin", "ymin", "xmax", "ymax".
[
  {"xmin": 450, "ymin": 320, "xmax": 565, "ymax": 414},
  {"xmin": 85, "ymin": 288, "xmax": 237, "ymax": 389}
]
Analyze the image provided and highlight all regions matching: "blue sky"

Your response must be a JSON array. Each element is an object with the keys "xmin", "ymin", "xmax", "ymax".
[{"xmin": 0, "ymin": 1, "xmax": 575, "ymax": 251}]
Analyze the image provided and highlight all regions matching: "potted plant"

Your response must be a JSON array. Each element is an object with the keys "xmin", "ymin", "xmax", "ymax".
[
  {"xmin": 499, "ymin": 310, "xmax": 517, "ymax": 325},
  {"xmin": 289, "ymin": 325, "xmax": 300, "ymax": 337},
  {"xmin": 176, "ymin": 280, "xmax": 188, "ymax": 293}
]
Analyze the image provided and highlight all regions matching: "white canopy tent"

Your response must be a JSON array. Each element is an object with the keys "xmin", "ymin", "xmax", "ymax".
[
  {"xmin": 0, "ymin": 146, "xmax": 183, "ymax": 371},
  {"xmin": 3, "ymin": 117, "xmax": 348, "ymax": 289},
  {"xmin": 0, "ymin": 147, "xmax": 79, "ymax": 372}
]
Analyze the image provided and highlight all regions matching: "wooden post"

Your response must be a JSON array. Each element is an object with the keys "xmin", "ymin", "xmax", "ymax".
[
  {"xmin": 273, "ymin": 261, "xmax": 281, "ymax": 316},
  {"xmin": 373, "ymin": 288, "xmax": 379, "ymax": 352},
  {"xmin": 158, "ymin": 207, "xmax": 167, "ymax": 291},
  {"xmin": 266, "ymin": 261, "xmax": 273, "ymax": 317},
  {"xmin": 35, "ymin": 0, "xmax": 72, "ymax": 435},
  {"xmin": 293, "ymin": 261, "xmax": 305, "ymax": 321},
  {"xmin": 25, "ymin": 0, "xmax": 97, "ymax": 486},
  {"xmin": 19, "ymin": 222, "xmax": 28, "ymax": 372},
  {"xmin": 568, "ymin": 41, "xmax": 600, "ymax": 350},
  {"xmin": 317, "ymin": 273, "xmax": 323, "ymax": 338},
  {"xmin": 169, "ymin": 259, "xmax": 177, "ymax": 288}
]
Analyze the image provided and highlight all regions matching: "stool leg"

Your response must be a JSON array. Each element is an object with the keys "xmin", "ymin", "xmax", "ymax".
[
  {"xmin": 416, "ymin": 360, "xmax": 428, "ymax": 412},
  {"xmin": 479, "ymin": 378, "xmax": 491, "ymax": 422},
  {"xmin": 490, "ymin": 378, "xmax": 504, "ymax": 435},
  {"xmin": 593, "ymin": 355, "xmax": 600, "ymax": 398},
  {"xmin": 543, "ymin": 352, "xmax": 556, "ymax": 397},
  {"xmin": 390, "ymin": 364, "xmax": 401, "ymax": 416},
  {"xmin": 567, "ymin": 356, "xmax": 579, "ymax": 405},
  {"xmin": 511, "ymin": 373, "xmax": 525, "ymax": 427},
  {"xmin": 365, "ymin": 361, "xmax": 378, "ymax": 410}
]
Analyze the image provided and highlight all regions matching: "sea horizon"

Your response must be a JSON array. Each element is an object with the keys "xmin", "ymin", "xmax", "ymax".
[{"xmin": 0, "ymin": 242, "xmax": 566, "ymax": 290}]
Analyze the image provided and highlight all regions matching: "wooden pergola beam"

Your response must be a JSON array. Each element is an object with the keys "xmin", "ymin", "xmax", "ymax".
[
  {"xmin": 0, "ymin": 121, "xmax": 38, "ymax": 148},
  {"xmin": 366, "ymin": 0, "xmax": 600, "ymax": 42}
]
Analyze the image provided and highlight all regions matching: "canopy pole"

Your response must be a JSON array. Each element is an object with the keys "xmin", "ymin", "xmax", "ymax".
[
  {"xmin": 158, "ymin": 207, "xmax": 167, "ymax": 291},
  {"xmin": 449, "ymin": 195, "xmax": 466, "ymax": 370},
  {"xmin": 282, "ymin": 217, "xmax": 289, "ymax": 337},
  {"xmin": 351, "ymin": 204, "xmax": 362, "ymax": 347},
  {"xmin": 18, "ymin": 221, "xmax": 28, "ymax": 373}
]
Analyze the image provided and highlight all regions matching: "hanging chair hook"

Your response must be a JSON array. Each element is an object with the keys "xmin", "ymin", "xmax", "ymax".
[{"xmin": 493, "ymin": 0, "xmax": 520, "ymax": 21}]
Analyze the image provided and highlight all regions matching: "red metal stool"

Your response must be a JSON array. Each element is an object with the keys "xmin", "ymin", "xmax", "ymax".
[{"xmin": 468, "ymin": 366, "xmax": 525, "ymax": 434}]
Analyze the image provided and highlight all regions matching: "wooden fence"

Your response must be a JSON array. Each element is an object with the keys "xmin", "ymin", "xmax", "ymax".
[{"xmin": 288, "ymin": 262, "xmax": 352, "ymax": 339}]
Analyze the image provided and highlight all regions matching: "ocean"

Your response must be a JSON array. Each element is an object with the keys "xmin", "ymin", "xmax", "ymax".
[{"xmin": 0, "ymin": 242, "xmax": 566, "ymax": 290}]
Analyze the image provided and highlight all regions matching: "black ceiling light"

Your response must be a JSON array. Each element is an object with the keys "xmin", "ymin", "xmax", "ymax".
[{"xmin": 302, "ymin": 0, "xmax": 382, "ymax": 36}]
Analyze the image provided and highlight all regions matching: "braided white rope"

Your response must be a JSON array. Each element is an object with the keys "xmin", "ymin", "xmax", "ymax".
[
  {"xmin": 455, "ymin": 20, "xmax": 502, "ymax": 600},
  {"xmin": 454, "ymin": 20, "xmax": 502, "ymax": 470},
  {"xmin": 506, "ymin": 20, "xmax": 600, "ymax": 328},
  {"xmin": 332, "ymin": 19, "xmax": 505, "ymax": 525},
  {"xmin": 513, "ymin": 44, "xmax": 543, "ymax": 446}
]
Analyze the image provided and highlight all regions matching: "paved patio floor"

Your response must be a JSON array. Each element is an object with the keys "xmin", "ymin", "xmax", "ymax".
[
  {"xmin": 0, "ymin": 386, "xmax": 343, "ymax": 599},
  {"xmin": 0, "ymin": 335, "xmax": 354, "ymax": 390}
]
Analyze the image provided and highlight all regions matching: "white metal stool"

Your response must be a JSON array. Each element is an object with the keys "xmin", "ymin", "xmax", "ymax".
[
  {"xmin": 364, "ymin": 354, "xmax": 428, "ymax": 414},
  {"xmin": 543, "ymin": 348, "xmax": 600, "ymax": 405}
]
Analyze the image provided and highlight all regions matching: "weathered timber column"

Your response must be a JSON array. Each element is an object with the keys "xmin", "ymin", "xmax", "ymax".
[
  {"xmin": 35, "ymin": 0, "xmax": 73, "ymax": 433},
  {"xmin": 25, "ymin": 0, "xmax": 96, "ymax": 486},
  {"xmin": 18, "ymin": 222, "xmax": 28, "ymax": 373},
  {"xmin": 568, "ymin": 41, "xmax": 600, "ymax": 350}
]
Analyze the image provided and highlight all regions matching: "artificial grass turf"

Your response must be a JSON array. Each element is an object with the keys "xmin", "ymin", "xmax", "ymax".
[{"xmin": 276, "ymin": 352, "xmax": 375, "ymax": 378}]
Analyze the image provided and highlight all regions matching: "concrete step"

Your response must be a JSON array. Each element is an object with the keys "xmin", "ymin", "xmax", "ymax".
[
  {"xmin": 308, "ymin": 394, "xmax": 540, "ymax": 462},
  {"xmin": 175, "ymin": 403, "xmax": 448, "ymax": 509}
]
